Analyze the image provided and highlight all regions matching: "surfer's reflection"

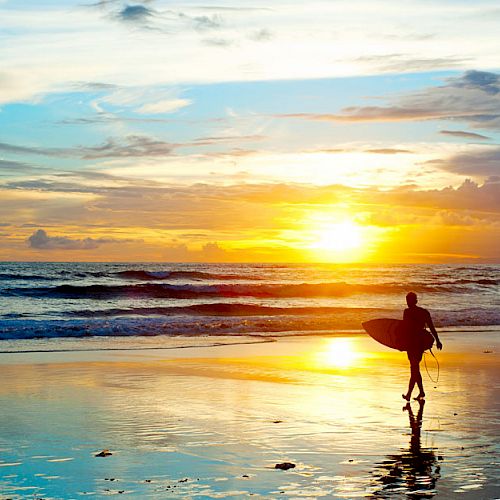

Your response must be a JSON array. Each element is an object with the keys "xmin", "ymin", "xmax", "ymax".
[{"xmin": 370, "ymin": 400, "xmax": 440, "ymax": 498}]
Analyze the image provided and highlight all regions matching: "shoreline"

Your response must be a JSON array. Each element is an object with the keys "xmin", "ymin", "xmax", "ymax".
[{"xmin": 0, "ymin": 331, "xmax": 498, "ymax": 498}]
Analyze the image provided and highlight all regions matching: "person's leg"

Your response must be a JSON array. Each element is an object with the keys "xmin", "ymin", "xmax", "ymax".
[
  {"xmin": 403, "ymin": 351, "xmax": 417, "ymax": 401},
  {"xmin": 413, "ymin": 351, "xmax": 425, "ymax": 399}
]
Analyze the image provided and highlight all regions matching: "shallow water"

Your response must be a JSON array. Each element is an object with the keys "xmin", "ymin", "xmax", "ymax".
[{"xmin": 0, "ymin": 333, "xmax": 498, "ymax": 499}]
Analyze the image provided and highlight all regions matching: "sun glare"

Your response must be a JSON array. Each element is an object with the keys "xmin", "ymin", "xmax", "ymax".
[
  {"xmin": 317, "ymin": 338, "xmax": 360, "ymax": 369},
  {"xmin": 303, "ymin": 215, "xmax": 370, "ymax": 262},
  {"xmin": 315, "ymin": 221, "xmax": 363, "ymax": 252}
]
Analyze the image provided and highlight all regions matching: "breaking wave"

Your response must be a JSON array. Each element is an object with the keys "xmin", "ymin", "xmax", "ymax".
[{"xmin": 6, "ymin": 282, "xmax": 459, "ymax": 299}]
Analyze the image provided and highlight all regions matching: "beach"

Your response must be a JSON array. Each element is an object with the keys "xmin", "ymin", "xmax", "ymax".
[{"xmin": 0, "ymin": 331, "xmax": 498, "ymax": 499}]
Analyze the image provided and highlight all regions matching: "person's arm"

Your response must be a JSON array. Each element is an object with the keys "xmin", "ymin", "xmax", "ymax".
[{"xmin": 426, "ymin": 311, "xmax": 442, "ymax": 350}]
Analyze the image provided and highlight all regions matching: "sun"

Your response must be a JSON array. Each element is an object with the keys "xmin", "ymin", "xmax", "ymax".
[
  {"xmin": 307, "ymin": 219, "xmax": 366, "ymax": 261},
  {"xmin": 314, "ymin": 221, "xmax": 363, "ymax": 252}
]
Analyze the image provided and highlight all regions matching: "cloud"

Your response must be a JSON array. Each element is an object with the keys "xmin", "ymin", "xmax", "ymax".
[
  {"xmin": 354, "ymin": 53, "xmax": 470, "ymax": 73},
  {"xmin": 59, "ymin": 115, "xmax": 174, "ymax": 125},
  {"xmin": 279, "ymin": 71, "xmax": 500, "ymax": 130},
  {"xmin": 439, "ymin": 130, "xmax": 491, "ymax": 140},
  {"xmin": 249, "ymin": 28, "xmax": 273, "ymax": 41},
  {"xmin": 366, "ymin": 178, "xmax": 500, "ymax": 214},
  {"xmin": 203, "ymin": 37, "xmax": 232, "ymax": 47},
  {"xmin": 433, "ymin": 210, "xmax": 479, "ymax": 227},
  {"xmin": 454, "ymin": 69, "xmax": 500, "ymax": 95},
  {"xmin": 136, "ymin": 98, "xmax": 192, "ymax": 114},
  {"xmin": 162, "ymin": 241, "xmax": 229, "ymax": 262},
  {"xmin": 365, "ymin": 148, "xmax": 413, "ymax": 154},
  {"xmin": 0, "ymin": 132, "xmax": 268, "ymax": 162},
  {"xmin": 27, "ymin": 229, "xmax": 118, "ymax": 250},
  {"xmin": 3, "ymin": 3, "xmax": 500, "ymax": 107},
  {"xmin": 192, "ymin": 135, "xmax": 266, "ymax": 144},
  {"xmin": 79, "ymin": 135, "xmax": 175, "ymax": 159},
  {"xmin": 192, "ymin": 14, "xmax": 223, "ymax": 31},
  {"xmin": 117, "ymin": 4, "xmax": 155, "ymax": 24},
  {"xmin": 90, "ymin": 85, "xmax": 193, "ymax": 117},
  {"xmin": 0, "ymin": 141, "xmax": 55, "ymax": 157},
  {"xmin": 0, "ymin": 159, "xmax": 39, "ymax": 175},
  {"xmin": 426, "ymin": 146, "xmax": 500, "ymax": 177},
  {"xmin": 0, "ymin": 135, "xmax": 176, "ymax": 159}
]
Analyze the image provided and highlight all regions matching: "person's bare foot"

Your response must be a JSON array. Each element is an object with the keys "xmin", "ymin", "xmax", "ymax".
[{"xmin": 402, "ymin": 393, "xmax": 411, "ymax": 401}]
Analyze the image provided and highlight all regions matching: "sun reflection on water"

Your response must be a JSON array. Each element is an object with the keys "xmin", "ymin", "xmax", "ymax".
[{"xmin": 317, "ymin": 338, "xmax": 361, "ymax": 369}]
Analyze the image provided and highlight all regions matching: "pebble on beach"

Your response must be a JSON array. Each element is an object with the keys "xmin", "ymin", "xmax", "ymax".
[
  {"xmin": 275, "ymin": 462, "xmax": 296, "ymax": 470},
  {"xmin": 95, "ymin": 449, "xmax": 112, "ymax": 457}
]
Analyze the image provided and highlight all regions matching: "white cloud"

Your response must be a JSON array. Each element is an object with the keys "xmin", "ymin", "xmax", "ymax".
[
  {"xmin": 1, "ymin": 1, "xmax": 499, "ymax": 104},
  {"xmin": 137, "ymin": 98, "xmax": 192, "ymax": 114}
]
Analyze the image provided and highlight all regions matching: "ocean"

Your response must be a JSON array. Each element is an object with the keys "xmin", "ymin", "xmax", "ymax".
[{"xmin": 0, "ymin": 262, "xmax": 498, "ymax": 344}]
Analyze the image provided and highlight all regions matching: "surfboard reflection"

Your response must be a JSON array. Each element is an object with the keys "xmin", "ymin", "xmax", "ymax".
[{"xmin": 370, "ymin": 400, "xmax": 441, "ymax": 498}]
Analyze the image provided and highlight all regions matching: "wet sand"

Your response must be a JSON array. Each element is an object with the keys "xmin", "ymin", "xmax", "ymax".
[{"xmin": 0, "ymin": 331, "xmax": 498, "ymax": 499}]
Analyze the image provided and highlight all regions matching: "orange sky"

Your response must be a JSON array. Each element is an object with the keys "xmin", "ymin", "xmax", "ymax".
[{"xmin": 1, "ymin": 1, "xmax": 499, "ymax": 263}]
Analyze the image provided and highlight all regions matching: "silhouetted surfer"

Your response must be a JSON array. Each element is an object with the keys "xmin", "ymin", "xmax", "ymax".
[{"xmin": 402, "ymin": 292, "xmax": 442, "ymax": 401}]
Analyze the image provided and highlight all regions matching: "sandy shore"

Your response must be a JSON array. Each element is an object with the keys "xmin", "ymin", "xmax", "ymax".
[{"xmin": 0, "ymin": 331, "xmax": 498, "ymax": 499}]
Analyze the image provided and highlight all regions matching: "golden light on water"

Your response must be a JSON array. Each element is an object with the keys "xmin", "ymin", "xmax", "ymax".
[{"xmin": 317, "ymin": 338, "xmax": 360, "ymax": 369}]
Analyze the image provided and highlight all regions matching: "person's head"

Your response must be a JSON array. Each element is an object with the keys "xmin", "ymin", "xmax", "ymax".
[{"xmin": 406, "ymin": 291, "xmax": 418, "ymax": 307}]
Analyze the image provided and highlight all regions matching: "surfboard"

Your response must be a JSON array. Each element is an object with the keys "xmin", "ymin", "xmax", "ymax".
[{"xmin": 362, "ymin": 318, "xmax": 434, "ymax": 352}]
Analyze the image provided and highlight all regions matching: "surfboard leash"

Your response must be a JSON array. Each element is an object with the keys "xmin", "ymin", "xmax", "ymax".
[{"xmin": 424, "ymin": 348, "xmax": 440, "ymax": 385}]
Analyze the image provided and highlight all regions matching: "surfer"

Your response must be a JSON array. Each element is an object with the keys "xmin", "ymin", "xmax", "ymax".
[{"xmin": 402, "ymin": 292, "xmax": 442, "ymax": 402}]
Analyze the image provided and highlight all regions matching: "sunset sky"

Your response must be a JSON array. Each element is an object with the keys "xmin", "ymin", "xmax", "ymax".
[{"xmin": 1, "ymin": 0, "xmax": 499, "ymax": 262}]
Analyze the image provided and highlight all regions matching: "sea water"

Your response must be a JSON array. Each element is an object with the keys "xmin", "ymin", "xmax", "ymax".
[{"xmin": 0, "ymin": 262, "xmax": 498, "ymax": 345}]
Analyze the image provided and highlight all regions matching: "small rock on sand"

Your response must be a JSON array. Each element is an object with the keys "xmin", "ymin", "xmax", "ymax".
[
  {"xmin": 275, "ymin": 462, "xmax": 295, "ymax": 470},
  {"xmin": 95, "ymin": 449, "xmax": 112, "ymax": 457}
]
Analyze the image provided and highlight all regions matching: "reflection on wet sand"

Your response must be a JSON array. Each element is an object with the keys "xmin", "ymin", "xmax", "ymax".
[
  {"xmin": 0, "ymin": 334, "xmax": 498, "ymax": 498},
  {"xmin": 371, "ymin": 399, "xmax": 440, "ymax": 498}
]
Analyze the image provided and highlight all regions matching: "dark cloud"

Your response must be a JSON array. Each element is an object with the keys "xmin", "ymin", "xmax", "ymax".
[
  {"xmin": 0, "ymin": 135, "xmax": 175, "ymax": 159},
  {"xmin": 79, "ymin": 135, "xmax": 175, "ymax": 159},
  {"xmin": 279, "ymin": 71, "xmax": 500, "ymax": 130},
  {"xmin": 426, "ymin": 147, "xmax": 500, "ymax": 177},
  {"xmin": 27, "ymin": 229, "xmax": 118, "ymax": 250},
  {"xmin": 0, "ymin": 159, "xmax": 39, "ymax": 175},
  {"xmin": 0, "ymin": 141, "xmax": 58, "ymax": 157},
  {"xmin": 439, "ymin": 130, "xmax": 491, "ymax": 140},
  {"xmin": 117, "ymin": 4, "xmax": 155, "ymax": 23},
  {"xmin": 454, "ymin": 70, "xmax": 500, "ymax": 95}
]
